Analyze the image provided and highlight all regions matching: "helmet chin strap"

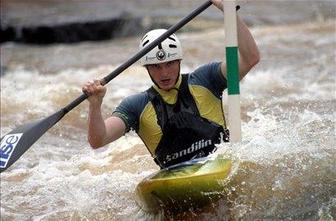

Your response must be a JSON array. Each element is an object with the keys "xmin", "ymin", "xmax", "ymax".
[
  {"xmin": 146, "ymin": 64, "xmax": 181, "ymax": 91},
  {"xmin": 146, "ymin": 68, "xmax": 160, "ymax": 88}
]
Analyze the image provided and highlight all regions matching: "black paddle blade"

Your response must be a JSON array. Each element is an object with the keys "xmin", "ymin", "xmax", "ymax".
[{"xmin": 0, "ymin": 110, "xmax": 66, "ymax": 173}]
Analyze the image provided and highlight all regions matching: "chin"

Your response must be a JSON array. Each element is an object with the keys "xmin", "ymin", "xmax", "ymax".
[{"xmin": 160, "ymin": 85, "xmax": 173, "ymax": 91}]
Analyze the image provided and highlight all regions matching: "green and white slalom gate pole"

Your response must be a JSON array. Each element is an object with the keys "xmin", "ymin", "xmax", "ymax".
[{"xmin": 224, "ymin": 0, "xmax": 241, "ymax": 142}]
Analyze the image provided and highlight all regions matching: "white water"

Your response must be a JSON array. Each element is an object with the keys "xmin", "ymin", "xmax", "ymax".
[{"xmin": 1, "ymin": 19, "xmax": 335, "ymax": 221}]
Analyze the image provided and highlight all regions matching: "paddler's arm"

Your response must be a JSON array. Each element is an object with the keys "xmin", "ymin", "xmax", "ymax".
[
  {"xmin": 82, "ymin": 80, "xmax": 126, "ymax": 149},
  {"xmin": 211, "ymin": 0, "xmax": 260, "ymax": 80}
]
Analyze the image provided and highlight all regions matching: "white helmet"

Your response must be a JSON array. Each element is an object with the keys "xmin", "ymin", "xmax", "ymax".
[{"xmin": 139, "ymin": 29, "xmax": 183, "ymax": 65}]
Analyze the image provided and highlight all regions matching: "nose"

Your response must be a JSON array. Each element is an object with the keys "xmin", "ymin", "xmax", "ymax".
[{"xmin": 160, "ymin": 64, "xmax": 170, "ymax": 76}]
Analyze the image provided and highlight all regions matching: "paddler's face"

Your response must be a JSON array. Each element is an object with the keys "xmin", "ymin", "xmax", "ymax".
[{"xmin": 146, "ymin": 60, "xmax": 180, "ymax": 91}]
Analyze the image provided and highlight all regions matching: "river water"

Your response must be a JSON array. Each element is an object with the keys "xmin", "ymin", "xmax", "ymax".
[{"xmin": 1, "ymin": 2, "xmax": 336, "ymax": 221}]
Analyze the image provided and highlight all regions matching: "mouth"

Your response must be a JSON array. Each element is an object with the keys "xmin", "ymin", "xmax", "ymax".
[{"xmin": 160, "ymin": 79, "xmax": 172, "ymax": 85}]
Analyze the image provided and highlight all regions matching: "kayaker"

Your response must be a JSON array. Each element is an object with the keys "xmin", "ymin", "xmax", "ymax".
[{"xmin": 82, "ymin": 0, "xmax": 260, "ymax": 168}]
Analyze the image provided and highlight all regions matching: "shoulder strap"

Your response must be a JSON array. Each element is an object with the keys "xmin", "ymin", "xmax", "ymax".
[
  {"xmin": 146, "ymin": 87, "xmax": 168, "ymax": 128},
  {"xmin": 178, "ymin": 74, "xmax": 200, "ymax": 115}
]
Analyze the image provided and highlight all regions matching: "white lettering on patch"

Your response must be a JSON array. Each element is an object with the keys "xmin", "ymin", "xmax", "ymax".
[{"xmin": 0, "ymin": 133, "xmax": 23, "ymax": 168}]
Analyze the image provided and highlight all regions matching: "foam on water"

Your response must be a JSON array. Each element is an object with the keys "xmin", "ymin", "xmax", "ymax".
[{"xmin": 1, "ymin": 20, "xmax": 335, "ymax": 220}]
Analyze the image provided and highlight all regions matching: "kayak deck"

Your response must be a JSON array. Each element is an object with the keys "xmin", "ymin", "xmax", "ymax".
[{"xmin": 136, "ymin": 156, "xmax": 232, "ymax": 213}]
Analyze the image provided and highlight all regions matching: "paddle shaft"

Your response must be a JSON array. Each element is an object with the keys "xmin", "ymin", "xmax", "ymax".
[{"xmin": 63, "ymin": 0, "xmax": 213, "ymax": 114}]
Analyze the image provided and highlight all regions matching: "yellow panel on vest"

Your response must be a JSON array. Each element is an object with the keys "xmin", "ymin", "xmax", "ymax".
[
  {"xmin": 189, "ymin": 85, "xmax": 226, "ymax": 127},
  {"xmin": 138, "ymin": 103, "xmax": 163, "ymax": 155}
]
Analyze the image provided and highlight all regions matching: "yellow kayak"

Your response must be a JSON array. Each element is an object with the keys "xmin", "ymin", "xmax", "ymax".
[{"xmin": 136, "ymin": 156, "xmax": 232, "ymax": 213}]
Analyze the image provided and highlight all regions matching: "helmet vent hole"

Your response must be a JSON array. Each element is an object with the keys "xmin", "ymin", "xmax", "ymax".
[
  {"xmin": 168, "ymin": 37, "xmax": 176, "ymax": 41},
  {"xmin": 169, "ymin": 44, "xmax": 177, "ymax": 48},
  {"xmin": 142, "ymin": 40, "xmax": 150, "ymax": 47}
]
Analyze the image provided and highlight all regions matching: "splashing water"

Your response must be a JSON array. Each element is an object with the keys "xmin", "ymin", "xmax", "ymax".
[{"xmin": 1, "ymin": 20, "xmax": 335, "ymax": 220}]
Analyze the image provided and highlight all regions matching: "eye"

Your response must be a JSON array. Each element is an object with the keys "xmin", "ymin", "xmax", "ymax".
[
  {"xmin": 152, "ymin": 64, "xmax": 160, "ymax": 69},
  {"xmin": 167, "ymin": 61, "xmax": 174, "ymax": 66}
]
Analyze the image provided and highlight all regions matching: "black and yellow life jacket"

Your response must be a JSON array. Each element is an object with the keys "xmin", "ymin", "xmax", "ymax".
[{"xmin": 147, "ymin": 74, "xmax": 229, "ymax": 168}]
